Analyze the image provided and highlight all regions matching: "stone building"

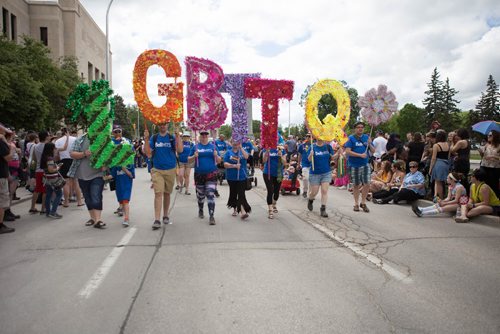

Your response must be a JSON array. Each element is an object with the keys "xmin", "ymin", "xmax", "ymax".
[{"xmin": 0, "ymin": 0, "xmax": 110, "ymax": 85}]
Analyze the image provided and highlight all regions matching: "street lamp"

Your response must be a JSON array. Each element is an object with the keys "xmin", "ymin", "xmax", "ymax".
[{"xmin": 105, "ymin": 0, "xmax": 114, "ymax": 87}]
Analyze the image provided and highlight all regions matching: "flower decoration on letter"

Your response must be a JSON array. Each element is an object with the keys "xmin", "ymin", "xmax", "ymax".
[
  {"xmin": 245, "ymin": 78, "xmax": 294, "ymax": 149},
  {"xmin": 305, "ymin": 79, "xmax": 350, "ymax": 144},
  {"xmin": 220, "ymin": 73, "xmax": 261, "ymax": 143},
  {"xmin": 66, "ymin": 80, "xmax": 134, "ymax": 168},
  {"xmin": 133, "ymin": 49, "xmax": 184, "ymax": 124},
  {"xmin": 185, "ymin": 56, "xmax": 228, "ymax": 131},
  {"xmin": 358, "ymin": 84, "xmax": 398, "ymax": 127}
]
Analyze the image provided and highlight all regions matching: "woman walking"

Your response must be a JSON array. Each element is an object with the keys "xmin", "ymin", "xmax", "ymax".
[
  {"xmin": 224, "ymin": 140, "xmax": 251, "ymax": 220},
  {"xmin": 177, "ymin": 132, "xmax": 194, "ymax": 195},
  {"xmin": 307, "ymin": 139, "xmax": 334, "ymax": 217},
  {"xmin": 188, "ymin": 130, "xmax": 220, "ymax": 225},
  {"xmin": 262, "ymin": 146, "xmax": 287, "ymax": 219},
  {"xmin": 41, "ymin": 143, "xmax": 63, "ymax": 219},
  {"xmin": 429, "ymin": 130, "xmax": 449, "ymax": 200}
]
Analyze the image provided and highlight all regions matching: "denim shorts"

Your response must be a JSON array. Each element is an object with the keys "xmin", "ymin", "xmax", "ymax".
[
  {"xmin": 350, "ymin": 164, "xmax": 370, "ymax": 185},
  {"xmin": 309, "ymin": 171, "xmax": 331, "ymax": 186}
]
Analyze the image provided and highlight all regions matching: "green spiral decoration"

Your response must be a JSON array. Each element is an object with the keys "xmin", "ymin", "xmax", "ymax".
[{"xmin": 66, "ymin": 80, "xmax": 134, "ymax": 169}]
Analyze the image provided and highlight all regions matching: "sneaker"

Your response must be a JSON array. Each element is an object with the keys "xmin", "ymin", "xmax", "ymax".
[
  {"xmin": 152, "ymin": 220, "xmax": 161, "ymax": 230},
  {"xmin": 6, "ymin": 210, "xmax": 20, "ymax": 219},
  {"xmin": 320, "ymin": 206, "xmax": 328, "ymax": 218},
  {"xmin": 122, "ymin": 220, "xmax": 129, "ymax": 227},
  {"xmin": 48, "ymin": 213, "xmax": 63, "ymax": 219},
  {"xmin": 338, "ymin": 186, "xmax": 347, "ymax": 190},
  {"xmin": 307, "ymin": 199, "xmax": 314, "ymax": 211},
  {"xmin": 0, "ymin": 223, "xmax": 15, "ymax": 234},
  {"xmin": 412, "ymin": 203, "xmax": 423, "ymax": 217},
  {"xmin": 198, "ymin": 210, "xmax": 204, "ymax": 219},
  {"xmin": 302, "ymin": 192, "xmax": 307, "ymax": 198},
  {"xmin": 209, "ymin": 216, "xmax": 216, "ymax": 225},
  {"xmin": 162, "ymin": 216, "xmax": 171, "ymax": 225},
  {"xmin": 4, "ymin": 214, "xmax": 15, "ymax": 222},
  {"xmin": 114, "ymin": 207, "xmax": 123, "ymax": 216}
]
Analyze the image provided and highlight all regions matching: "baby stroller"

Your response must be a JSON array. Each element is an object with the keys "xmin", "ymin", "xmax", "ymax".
[{"xmin": 280, "ymin": 165, "xmax": 301, "ymax": 195}]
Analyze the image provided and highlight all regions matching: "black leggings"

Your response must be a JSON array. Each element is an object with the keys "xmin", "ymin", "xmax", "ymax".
[
  {"xmin": 227, "ymin": 180, "xmax": 251, "ymax": 213},
  {"xmin": 373, "ymin": 188, "xmax": 398, "ymax": 199},
  {"xmin": 263, "ymin": 174, "xmax": 281, "ymax": 205},
  {"xmin": 379, "ymin": 188, "xmax": 422, "ymax": 204}
]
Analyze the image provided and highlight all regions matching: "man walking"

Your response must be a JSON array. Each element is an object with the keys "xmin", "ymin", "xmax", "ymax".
[
  {"xmin": 144, "ymin": 123, "xmax": 183, "ymax": 230},
  {"xmin": 344, "ymin": 121, "xmax": 375, "ymax": 213}
]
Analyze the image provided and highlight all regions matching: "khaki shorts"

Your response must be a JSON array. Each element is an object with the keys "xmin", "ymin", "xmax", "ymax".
[
  {"xmin": 0, "ymin": 178, "xmax": 9, "ymax": 209},
  {"xmin": 151, "ymin": 168, "xmax": 176, "ymax": 194}
]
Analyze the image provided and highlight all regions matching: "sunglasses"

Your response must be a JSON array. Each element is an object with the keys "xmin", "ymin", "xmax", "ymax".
[
  {"xmin": 409, "ymin": 165, "xmax": 418, "ymax": 168},
  {"xmin": 113, "ymin": 130, "xmax": 122, "ymax": 133}
]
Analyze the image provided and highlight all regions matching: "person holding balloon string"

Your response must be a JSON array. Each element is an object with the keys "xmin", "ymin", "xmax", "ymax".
[
  {"xmin": 262, "ymin": 145, "xmax": 287, "ymax": 219},
  {"xmin": 344, "ymin": 121, "xmax": 375, "ymax": 213},
  {"xmin": 224, "ymin": 139, "xmax": 251, "ymax": 220},
  {"xmin": 307, "ymin": 137, "xmax": 335, "ymax": 217},
  {"xmin": 188, "ymin": 130, "xmax": 221, "ymax": 225}
]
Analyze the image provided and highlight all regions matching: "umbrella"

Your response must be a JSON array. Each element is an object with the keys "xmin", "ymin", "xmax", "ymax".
[{"xmin": 472, "ymin": 121, "xmax": 500, "ymax": 135}]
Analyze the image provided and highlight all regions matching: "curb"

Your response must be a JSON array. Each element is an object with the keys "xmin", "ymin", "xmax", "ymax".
[{"xmin": 416, "ymin": 199, "xmax": 500, "ymax": 226}]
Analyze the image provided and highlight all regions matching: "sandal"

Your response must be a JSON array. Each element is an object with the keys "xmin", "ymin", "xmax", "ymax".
[
  {"xmin": 185, "ymin": 191, "xmax": 191, "ymax": 195},
  {"xmin": 94, "ymin": 221, "xmax": 107, "ymax": 229},
  {"xmin": 232, "ymin": 211, "xmax": 238, "ymax": 217},
  {"xmin": 241, "ymin": 213, "xmax": 249, "ymax": 220},
  {"xmin": 272, "ymin": 206, "xmax": 278, "ymax": 213},
  {"xmin": 268, "ymin": 210, "xmax": 274, "ymax": 219},
  {"xmin": 85, "ymin": 219, "xmax": 95, "ymax": 226},
  {"xmin": 353, "ymin": 205, "xmax": 360, "ymax": 212},
  {"xmin": 29, "ymin": 208, "xmax": 39, "ymax": 214},
  {"xmin": 360, "ymin": 203, "xmax": 370, "ymax": 213}
]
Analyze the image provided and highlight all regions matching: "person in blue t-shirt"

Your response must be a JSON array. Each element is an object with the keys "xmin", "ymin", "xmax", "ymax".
[
  {"xmin": 242, "ymin": 139, "xmax": 255, "ymax": 176},
  {"xmin": 110, "ymin": 125, "xmax": 135, "ymax": 227},
  {"xmin": 177, "ymin": 132, "xmax": 194, "ymax": 195},
  {"xmin": 298, "ymin": 134, "xmax": 312, "ymax": 198},
  {"xmin": 307, "ymin": 139, "xmax": 334, "ymax": 217},
  {"xmin": 224, "ymin": 140, "xmax": 251, "ymax": 220},
  {"xmin": 144, "ymin": 122, "xmax": 183, "ymax": 230},
  {"xmin": 262, "ymin": 146, "xmax": 287, "ymax": 219},
  {"xmin": 344, "ymin": 121, "xmax": 375, "ymax": 213},
  {"xmin": 188, "ymin": 130, "xmax": 221, "ymax": 225}
]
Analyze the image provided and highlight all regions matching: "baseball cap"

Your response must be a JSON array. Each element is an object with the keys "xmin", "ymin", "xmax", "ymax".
[{"xmin": 200, "ymin": 130, "xmax": 209, "ymax": 135}]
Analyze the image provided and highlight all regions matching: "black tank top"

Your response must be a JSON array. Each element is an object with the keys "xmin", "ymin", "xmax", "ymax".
[{"xmin": 436, "ymin": 143, "xmax": 449, "ymax": 159}]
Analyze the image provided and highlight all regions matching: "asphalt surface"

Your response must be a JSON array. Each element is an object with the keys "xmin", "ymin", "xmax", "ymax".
[{"xmin": 1, "ymin": 167, "xmax": 499, "ymax": 334}]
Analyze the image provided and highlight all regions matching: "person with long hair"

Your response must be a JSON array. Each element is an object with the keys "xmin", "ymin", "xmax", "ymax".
[
  {"xmin": 429, "ymin": 130, "xmax": 449, "ymax": 200},
  {"xmin": 368, "ymin": 160, "xmax": 393, "ymax": 197},
  {"xmin": 412, "ymin": 172, "xmax": 466, "ymax": 217},
  {"xmin": 177, "ymin": 132, "xmax": 194, "ymax": 195},
  {"xmin": 188, "ymin": 130, "xmax": 220, "ymax": 225},
  {"xmin": 479, "ymin": 130, "xmax": 499, "ymax": 197},
  {"xmin": 224, "ymin": 139, "xmax": 251, "ymax": 220},
  {"xmin": 262, "ymin": 145, "xmax": 287, "ymax": 219},
  {"xmin": 459, "ymin": 168, "xmax": 500, "ymax": 222},
  {"xmin": 373, "ymin": 161, "xmax": 425, "ymax": 204},
  {"xmin": 307, "ymin": 138, "xmax": 334, "ymax": 217},
  {"xmin": 372, "ymin": 160, "xmax": 406, "ymax": 200},
  {"xmin": 407, "ymin": 132, "xmax": 425, "ymax": 172},
  {"xmin": 41, "ymin": 143, "xmax": 63, "ymax": 219},
  {"xmin": 450, "ymin": 128, "xmax": 471, "ymax": 190}
]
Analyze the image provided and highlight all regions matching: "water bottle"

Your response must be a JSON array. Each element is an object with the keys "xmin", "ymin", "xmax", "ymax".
[{"xmin": 456, "ymin": 206, "xmax": 461, "ymax": 218}]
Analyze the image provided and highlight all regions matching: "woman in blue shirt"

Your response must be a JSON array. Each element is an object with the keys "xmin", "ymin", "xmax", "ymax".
[
  {"xmin": 188, "ymin": 130, "xmax": 221, "ymax": 225},
  {"xmin": 262, "ymin": 146, "xmax": 287, "ymax": 219},
  {"xmin": 307, "ymin": 139, "xmax": 334, "ymax": 217},
  {"xmin": 177, "ymin": 133, "xmax": 194, "ymax": 195},
  {"xmin": 224, "ymin": 140, "xmax": 250, "ymax": 219}
]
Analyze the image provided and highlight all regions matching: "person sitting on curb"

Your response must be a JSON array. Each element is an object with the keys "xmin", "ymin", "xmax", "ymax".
[
  {"xmin": 373, "ymin": 161, "xmax": 425, "ymax": 204},
  {"xmin": 372, "ymin": 160, "xmax": 406, "ymax": 200},
  {"xmin": 457, "ymin": 168, "xmax": 500, "ymax": 222},
  {"xmin": 412, "ymin": 172, "xmax": 466, "ymax": 217}
]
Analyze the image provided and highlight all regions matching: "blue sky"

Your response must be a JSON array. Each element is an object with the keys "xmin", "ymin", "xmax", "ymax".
[{"xmin": 80, "ymin": 0, "xmax": 500, "ymax": 126}]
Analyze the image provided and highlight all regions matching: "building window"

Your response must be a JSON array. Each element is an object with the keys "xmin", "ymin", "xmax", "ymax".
[
  {"xmin": 10, "ymin": 14, "xmax": 16, "ymax": 42},
  {"xmin": 2, "ymin": 8, "xmax": 8, "ymax": 37},
  {"xmin": 40, "ymin": 27, "xmax": 48, "ymax": 46},
  {"xmin": 88, "ymin": 62, "xmax": 93, "ymax": 84},
  {"xmin": 101, "ymin": 73, "xmax": 105, "ymax": 80},
  {"xmin": 95, "ymin": 68, "xmax": 100, "ymax": 81}
]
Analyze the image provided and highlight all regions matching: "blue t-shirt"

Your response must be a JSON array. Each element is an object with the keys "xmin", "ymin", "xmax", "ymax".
[
  {"xmin": 224, "ymin": 150, "xmax": 247, "ymax": 181},
  {"xmin": 310, "ymin": 144, "xmax": 333, "ymax": 174},
  {"xmin": 242, "ymin": 141, "xmax": 254, "ymax": 155},
  {"xmin": 189, "ymin": 143, "xmax": 219, "ymax": 174},
  {"xmin": 178, "ymin": 141, "xmax": 193, "ymax": 163},
  {"xmin": 215, "ymin": 139, "xmax": 228, "ymax": 153},
  {"xmin": 344, "ymin": 134, "xmax": 372, "ymax": 168},
  {"xmin": 150, "ymin": 133, "xmax": 177, "ymax": 170},
  {"xmin": 298, "ymin": 142, "xmax": 312, "ymax": 168},
  {"xmin": 262, "ymin": 149, "xmax": 285, "ymax": 177}
]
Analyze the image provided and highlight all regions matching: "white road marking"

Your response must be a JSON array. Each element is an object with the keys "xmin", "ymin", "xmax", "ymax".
[
  {"xmin": 78, "ymin": 227, "xmax": 137, "ymax": 298},
  {"xmin": 311, "ymin": 222, "xmax": 413, "ymax": 283}
]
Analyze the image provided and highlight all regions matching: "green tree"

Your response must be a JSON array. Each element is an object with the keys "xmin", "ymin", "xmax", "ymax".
[
  {"xmin": 252, "ymin": 120, "xmax": 261, "ymax": 139},
  {"xmin": 113, "ymin": 95, "xmax": 134, "ymax": 138},
  {"xmin": 395, "ymin": 103, "xmax": 427, "ymax": 135},
  {"xmin": 441, "ymin": 77, "xmax": 461, "ymax": 130},
  {"xmin": 469, "ymin": 75, "xmax": 500, "ymax": 127},
  {"xmin": 219, "ymin": 124, "xmax": 232, "ymax": 138},
  {"xmin": 423, "ymin": 67, "xmax": 445, "ymax": 127}
]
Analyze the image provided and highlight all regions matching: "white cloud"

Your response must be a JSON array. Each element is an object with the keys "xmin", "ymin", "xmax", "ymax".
[{"xmin": 80, "ymin": 0, "xmax": 500, "ymax": 127}]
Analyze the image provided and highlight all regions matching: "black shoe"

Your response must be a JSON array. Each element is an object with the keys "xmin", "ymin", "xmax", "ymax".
[
  {"xmin": 209, "ymin": 216, "xmax": 216, "ymax": 225},
  {"xmin": 214, "ymin": 190, "xmax": 220, "ymax": 198},
  {"xmin": 162, "ymin": 216, "xmax": 171, "ymax": 225},
  {"xmin": 6, "ymin": 210, "xmax": 20, "ymax": 219},
  {"xmin": 0, "ymin": 223, "xmax": 15, "ymax": 234},
  {"xmin": 152, "ymin": 220, "xmax": 161, "ymax": 230},
  {"xmin": 4, "ymin": 215, "xmax": 15, "ymax": 222},
  {"xmin": 307, "ymin": 199, "xmax": 314, "ymax": 211},
  {"xmin": 320, "ymin": 206, "xmax": 328, "ymax": 218},
  {"xmin": 412, "ymin": 203, "xmax": 423, "ymax": 217},
  {"xmin": 198, "ymin": 210, "xmax": 204, "ymax": 219}
]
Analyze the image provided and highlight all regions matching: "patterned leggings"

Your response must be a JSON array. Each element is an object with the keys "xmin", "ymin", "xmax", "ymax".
[{"xmin": 196, "ymin": 181, "xmax": 216, "ymax": 217}]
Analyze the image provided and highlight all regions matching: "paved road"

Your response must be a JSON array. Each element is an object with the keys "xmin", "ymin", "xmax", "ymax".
[{"xmin": 1, "ymin": 168, "xmax": 499, "ymax": 333}]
